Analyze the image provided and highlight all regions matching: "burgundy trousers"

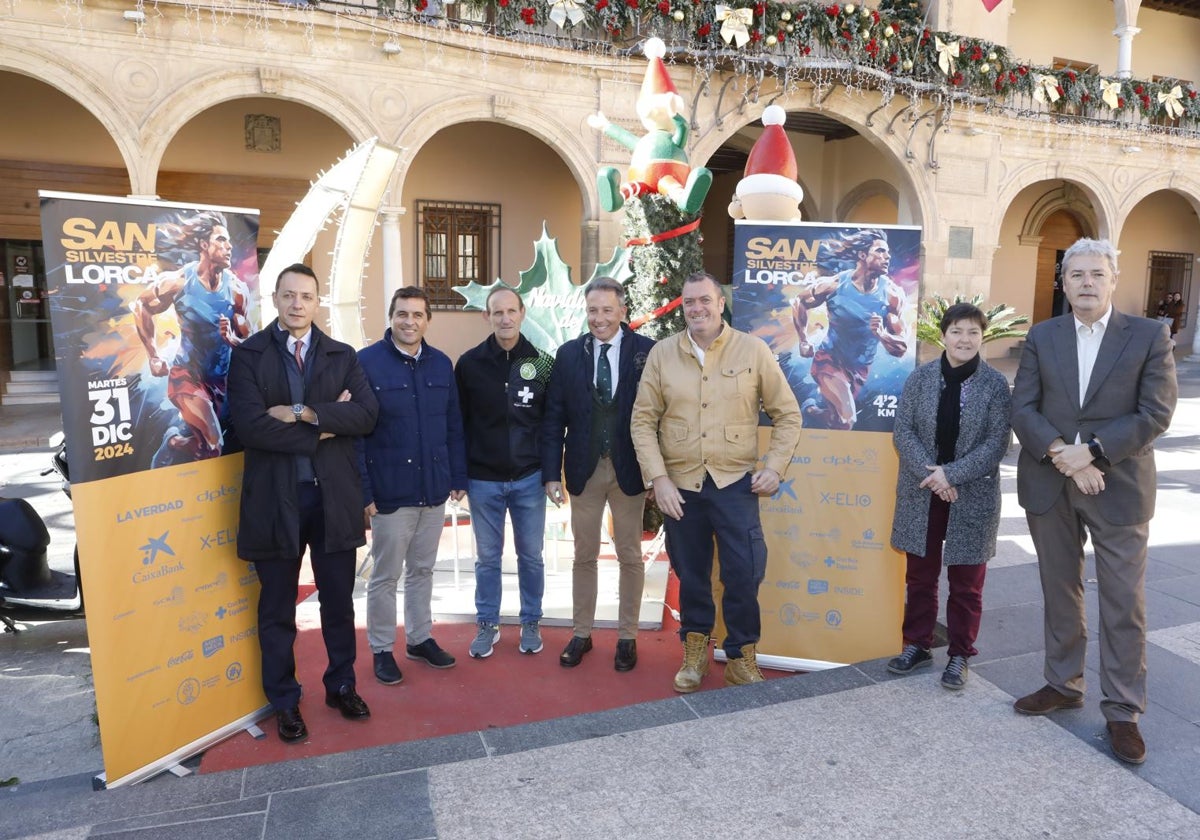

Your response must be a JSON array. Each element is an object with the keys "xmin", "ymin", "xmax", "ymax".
[{"xmin": 902, "ymin": 494, "xmax": 987, "ymax": 658}]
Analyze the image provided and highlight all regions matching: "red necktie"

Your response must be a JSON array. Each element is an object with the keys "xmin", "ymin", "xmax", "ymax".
[{"xmin": 294, "ymin": 339, "xmax": 305, "ymax": 371}]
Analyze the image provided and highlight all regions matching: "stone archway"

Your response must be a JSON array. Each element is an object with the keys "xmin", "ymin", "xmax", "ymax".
[{"xmin": 1030, "ymin": 209, "xmax": 1088, "ymax": 323}]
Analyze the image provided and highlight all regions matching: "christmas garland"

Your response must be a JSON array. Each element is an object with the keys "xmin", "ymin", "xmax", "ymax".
[{"xmin": 386, "ymin": 0, "xmax": 1200, "ymax": 128}]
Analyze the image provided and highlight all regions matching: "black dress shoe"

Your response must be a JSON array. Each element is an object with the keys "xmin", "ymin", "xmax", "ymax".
[
  {"xmin": 559, "ymin": 635, "xmax": 593, "ymax": 667},
  {"xmin": 614, "ymin": 638, "xmax": 638, "ymax": 672},
  {"xmin": 374, "ymin": 651, "xmax": 403, "ymax": 685},
  {"xmin": 325, "ymin": 685, "xmax": 370, "ymax": 719},
  {"xmin": 277, "ymin": 706, "xmax": 307, "ymax": 743}
]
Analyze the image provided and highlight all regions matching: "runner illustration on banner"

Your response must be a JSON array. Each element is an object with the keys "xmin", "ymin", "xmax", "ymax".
[
  {"xmin": 734, "ymin": 222, "xmax": 919, "ymax": 434},
  {"xmin": 791, "ymin": 228, "xmax": 909, "ymax": 431},
  {"xmin": 132, "ymin": 210, "xmax": 252, "ymax": 466}
]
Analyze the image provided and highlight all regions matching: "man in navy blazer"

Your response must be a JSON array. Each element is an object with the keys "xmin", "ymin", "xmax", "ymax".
[
  {"xmin": 542, "ymin": 277, "xmax": 655, "ymax": 671},
  {"xmin": 1011, "ymin": 238, "xmax": 1176, "ymax": 765}
]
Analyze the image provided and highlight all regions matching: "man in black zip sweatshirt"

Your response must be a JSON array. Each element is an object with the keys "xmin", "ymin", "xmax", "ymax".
[{"xmin": 454, "ymin": 286, "xmax": 553, "ymax": 659}]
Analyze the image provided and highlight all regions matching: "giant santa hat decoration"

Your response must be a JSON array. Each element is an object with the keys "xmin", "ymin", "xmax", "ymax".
[{"xmin": 736, "ymin": 105, "xmax": 805, "ymax": 207}]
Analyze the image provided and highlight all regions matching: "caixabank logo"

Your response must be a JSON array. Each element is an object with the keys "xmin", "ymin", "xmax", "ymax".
[
  {"xmin": 763, "ymin": 477, "xmax": 802, "ymax": 515},
  {"xmin": 131, "ymin": 532, "xmax": 185, "ymax": 584}
]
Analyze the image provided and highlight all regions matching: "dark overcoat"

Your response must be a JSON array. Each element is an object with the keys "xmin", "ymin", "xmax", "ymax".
[{"xmin": 228, "ymin": 320, "xmax": 379, "ymax": 561}]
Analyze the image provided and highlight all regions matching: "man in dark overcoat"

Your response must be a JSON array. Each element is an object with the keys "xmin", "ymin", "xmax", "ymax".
[{"xmin": 227, "ymin": 263, "xmax": 379, "ymax": 743}]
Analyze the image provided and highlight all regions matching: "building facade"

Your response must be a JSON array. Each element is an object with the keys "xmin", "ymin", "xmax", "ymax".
[{"xmin": 2, "ymin": 0, "xmax": 1199, "ymax": 388}]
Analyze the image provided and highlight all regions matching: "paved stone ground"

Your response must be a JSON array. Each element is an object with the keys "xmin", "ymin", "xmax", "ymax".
[{"xmin": 2, "ymin": 357, "xmax": 1199, "ymax": 839}]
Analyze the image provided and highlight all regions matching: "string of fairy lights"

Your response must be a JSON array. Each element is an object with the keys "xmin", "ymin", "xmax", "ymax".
[{"xmin": 64, "ymin": 0, "xmax": 1200, "ymax": 149}]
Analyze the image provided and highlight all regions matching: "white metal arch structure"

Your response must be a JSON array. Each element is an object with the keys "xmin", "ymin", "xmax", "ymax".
[{"xmin": 259, "ymin": 137, "xmax": 402, "ymax": 347}]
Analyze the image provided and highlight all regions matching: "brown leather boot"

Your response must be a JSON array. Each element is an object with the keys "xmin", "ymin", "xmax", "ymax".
[
  {"xmin": 724, "ymin": 643, "xmax": 765, "ymax": 686},
  {"xmin": 673, "ymin": 632, "xmax": 711, "ymax": 693}
]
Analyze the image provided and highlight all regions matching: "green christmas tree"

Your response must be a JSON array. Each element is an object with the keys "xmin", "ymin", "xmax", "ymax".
[{"xmin": 621, "ymin": 193, "xmax": 704, "ymax": 340}]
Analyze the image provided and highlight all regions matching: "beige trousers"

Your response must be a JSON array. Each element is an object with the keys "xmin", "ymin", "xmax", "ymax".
[{"xmin": 568, "ymin": 457, "xmax": 647, "ymax": 639}]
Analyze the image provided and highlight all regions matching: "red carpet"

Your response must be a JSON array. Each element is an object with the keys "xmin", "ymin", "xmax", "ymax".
[{"xmin": 198, "ymin": 561, "xmax": 789, "ymax": 774}]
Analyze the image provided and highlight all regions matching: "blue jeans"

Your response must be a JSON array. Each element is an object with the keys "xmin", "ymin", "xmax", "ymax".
[
  {"xmin": 663, "ymin": 473, "xmax": 767, "ymax": 656},
  {"xmin": 469, "ymin": 472, "xmax": 546, "ymax": 624}
]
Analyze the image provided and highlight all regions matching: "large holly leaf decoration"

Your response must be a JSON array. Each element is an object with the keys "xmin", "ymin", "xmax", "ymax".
[
  {"xmin": 587, "ymin": 244, "xmax": 635, "ymax": 287},
  {"xmin": 454, "ymin": 223, "xmax": 588, "ymax": 355}
]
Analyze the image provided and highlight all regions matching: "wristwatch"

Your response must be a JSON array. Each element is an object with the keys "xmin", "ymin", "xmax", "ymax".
[
  {"xmin": 292, "ymin": 403, "xmax": 304, "ymax": 422},
  {"xmin": 1087, "ymin": 436, "xmax": 1106, "ymax": 463}
]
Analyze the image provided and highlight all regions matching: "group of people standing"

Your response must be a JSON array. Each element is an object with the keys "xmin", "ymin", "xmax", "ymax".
[
  {"xmin": 223, "ymin": 235, "xmax": 1175, "ymax": 769},
  {"xmin": 1155, "ymin": 291, "xmax": 1186, "ymax": 338},
  {"xmin": 888, "ymin": 237, "xmax": 1176, "ymax": 766},
  {"xmin": 225, "ymin": 267, "xmax": 797, "ymax": 745}
]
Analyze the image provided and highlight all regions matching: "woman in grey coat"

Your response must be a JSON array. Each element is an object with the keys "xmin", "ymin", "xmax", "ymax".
[{"xmin": 888, "ymin": 302, "xmax": 1012, "ymax": 690}]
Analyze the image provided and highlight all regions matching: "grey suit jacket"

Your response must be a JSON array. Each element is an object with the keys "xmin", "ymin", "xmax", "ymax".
[{"xmin": 1011, "ymin": 309, "xmax": 1177, "ymax": 524}]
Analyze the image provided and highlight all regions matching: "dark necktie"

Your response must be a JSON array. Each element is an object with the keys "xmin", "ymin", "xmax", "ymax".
[
  {"xmin": 597, "ymin": 343, "xmax": 613, "ymax": 404},
  {"xmin": 293, "ymin": 339, "xmax": 305, "ymax": 372}
]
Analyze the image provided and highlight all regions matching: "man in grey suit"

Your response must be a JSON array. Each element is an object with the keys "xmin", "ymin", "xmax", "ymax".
[{"xmin": 1011, "ymin": 238, "xmax": 1177, "ymax": 765}]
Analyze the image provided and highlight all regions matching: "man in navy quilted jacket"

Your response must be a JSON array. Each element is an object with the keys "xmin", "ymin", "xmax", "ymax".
[{"xmin": 357, "ymin": 287, "xmax": 467, "ymax": 685}]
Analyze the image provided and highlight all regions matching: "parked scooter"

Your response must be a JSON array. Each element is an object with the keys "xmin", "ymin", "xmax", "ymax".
[{"xmin": 0, "ymin": 436, "xmax": 82, "ymax": 633}]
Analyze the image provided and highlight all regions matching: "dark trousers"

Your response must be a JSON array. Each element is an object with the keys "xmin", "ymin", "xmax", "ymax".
[
  {"xmin": 663, "ymin": 473, "xmax": 767, "ymax": 657},
  {"xmin": 256, "ymin": 482, "xmax": 358, "ymax": 711},
  {"xmin": 902, "ymin": 495, "xmax": 987, "ymax": 658}
]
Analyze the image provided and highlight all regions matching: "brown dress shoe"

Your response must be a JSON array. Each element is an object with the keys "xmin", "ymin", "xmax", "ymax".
[
  {"xmin": 1107, "ymin": 721, "xmax": 1147, "ymax": 765},
  {"xmin": 1013, "ymin": 684, "xmax": 1084, "ymax": 716}
]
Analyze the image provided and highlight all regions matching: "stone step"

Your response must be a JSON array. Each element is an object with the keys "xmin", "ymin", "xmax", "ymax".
[
  {"xmin": 5, "ymin": 380, "xmax": 62, "ymax": 395},
  {"xmin": 2, "ymin": 392, "xmax": 61, "ymax": 405},
  {"xmin": 7, "ymin": 369, "xmax": 59, "ymax": 382}
]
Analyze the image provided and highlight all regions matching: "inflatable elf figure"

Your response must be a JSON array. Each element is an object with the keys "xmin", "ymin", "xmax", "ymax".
[
  {"xmin": 585, "ymin": 38, "xmax": 710, "ymax": 339},
  {"xmin": 588, "ymin": 38, "xmax": 712, "ymax": 215}
]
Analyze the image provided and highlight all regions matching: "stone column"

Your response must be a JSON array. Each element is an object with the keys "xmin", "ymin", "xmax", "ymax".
[
  {"xmin": 1113, "ymin": 25, "xmax": 1140, "ymax": 80},
  {"xmin": 380, "ymin": 207, "xmax": 405, "ymax": 291},
  {"xmin": 1187, "ymin": 301, "xmax": 1200, "ymax": 361},
  {"xmin": 581, "ymin": 220, "xmax": 600, "ymax": 282}
]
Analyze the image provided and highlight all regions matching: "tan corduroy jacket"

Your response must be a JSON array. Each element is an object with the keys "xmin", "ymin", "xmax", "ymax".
[{"xmin": 630, "ymin": 325, "xmax": 801, "ymax": 491}]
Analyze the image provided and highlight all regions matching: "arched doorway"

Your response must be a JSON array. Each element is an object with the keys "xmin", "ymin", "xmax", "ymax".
[
  {"xmin": 0, "ymin": 72, "xmax": 130, "ymax": 380},
  {"xmin": 1032, "ymin": 209, "xmax": 1087, "ymax": 323}
]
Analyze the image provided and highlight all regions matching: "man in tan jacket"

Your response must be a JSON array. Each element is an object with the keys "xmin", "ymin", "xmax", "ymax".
[{"xmin": 631, "ymin": 271, "xmax": 801, "ymax": 692}]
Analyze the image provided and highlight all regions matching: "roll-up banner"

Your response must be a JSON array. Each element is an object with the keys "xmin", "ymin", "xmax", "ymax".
[
  {"xmin": 728, "ymin": 221, "xmax": 920, "ymax": 668},
  {"xmin": 39, "ymin": 192, "xmax": 269, "ymax": 786}
]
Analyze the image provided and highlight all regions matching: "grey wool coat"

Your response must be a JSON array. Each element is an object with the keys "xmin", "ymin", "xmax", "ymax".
[{"xmin": 890, "ymin": 357, "xmax": 1012, "ymax": 564}]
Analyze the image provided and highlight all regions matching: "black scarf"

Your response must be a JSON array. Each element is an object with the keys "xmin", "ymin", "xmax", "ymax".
[{"xmin": 935, "ymin": 352, "xmax": 980, "ymax": 465}]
